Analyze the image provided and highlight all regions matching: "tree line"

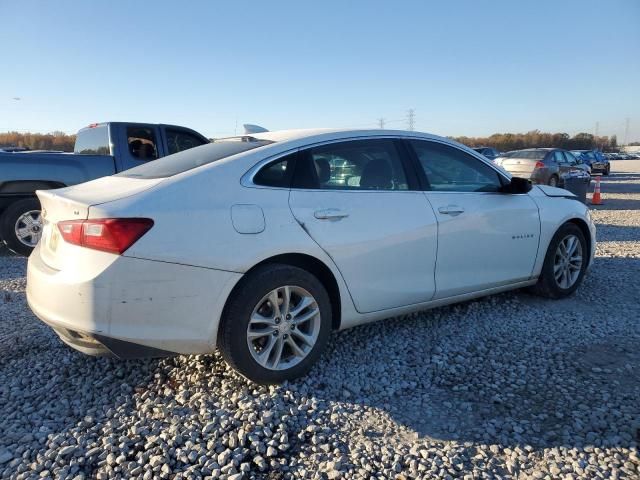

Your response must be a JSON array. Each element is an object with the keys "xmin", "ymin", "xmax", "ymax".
[
  {"xmin": 0, "ymin": 129, "xmax": 621, "ymax": 154},
  {"xmin": 0, "ymin": 131, "xmax": 76, "ymax": 152},
  {"xmin": 452, "ymin": 130, "xmax": 618, "ymax": 152}
]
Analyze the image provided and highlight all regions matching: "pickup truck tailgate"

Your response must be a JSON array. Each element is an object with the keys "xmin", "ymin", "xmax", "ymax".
[{"xmin": 36, "ymin": 176, "xmax": 164, "ymax": 270}]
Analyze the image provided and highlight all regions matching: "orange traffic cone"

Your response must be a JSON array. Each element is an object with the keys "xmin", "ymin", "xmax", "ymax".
[{"xmin": 591, "ymin": 175, "xmax": 602, "ymax": 205}]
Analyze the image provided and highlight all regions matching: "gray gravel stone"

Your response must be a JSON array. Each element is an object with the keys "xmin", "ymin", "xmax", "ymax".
[{"xmin": 0, "ymin": 163, "xmax": 639, "ymax": 479}]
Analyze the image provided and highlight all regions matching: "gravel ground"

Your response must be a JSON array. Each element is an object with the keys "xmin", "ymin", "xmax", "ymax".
[{"xmin": 1, "ymin": 161, "xmax": 639, "ymax": 479}]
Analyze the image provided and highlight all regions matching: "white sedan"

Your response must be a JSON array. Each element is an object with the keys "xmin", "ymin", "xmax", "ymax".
[{"xmin": 27, "ymin": 129, "xmax": 595, "ymax": 383}]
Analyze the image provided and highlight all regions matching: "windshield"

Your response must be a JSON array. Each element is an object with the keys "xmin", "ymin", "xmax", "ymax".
[
  {"xmin": 117, "ymin": 137, "xmax": 273, "ymax": 179},
  {"xmin": 502, "ymin": 150, "xmax": 547, "ymax": 160}
]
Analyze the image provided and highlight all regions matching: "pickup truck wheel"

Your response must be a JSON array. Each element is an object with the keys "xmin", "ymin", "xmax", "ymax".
[{"xmin": 1, "ymin": 198, "xmax": 42, "ymax": 256}]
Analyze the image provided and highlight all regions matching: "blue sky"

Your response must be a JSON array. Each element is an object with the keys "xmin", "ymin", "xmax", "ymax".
[{"xmin": 1, "ymin": 0, "xmax": 639, "ymax": 142}]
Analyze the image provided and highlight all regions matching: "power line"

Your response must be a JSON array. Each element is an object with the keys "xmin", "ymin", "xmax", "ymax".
[
  {"xmin": 624, "ymin": 117, "xmax": 630, "ymax": 145},
  {"xmin": 407, "ymin": 109, "xmax": 415, "ymax": 131}
]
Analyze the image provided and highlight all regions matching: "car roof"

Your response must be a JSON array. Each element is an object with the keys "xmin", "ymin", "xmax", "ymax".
[
  {"xmin": 249, "ymin": 128, "xmax": 450, "ymax": 145},
  {"xmin": 78, "ymin": 122, "xmax": 204, "ymax": 131}
]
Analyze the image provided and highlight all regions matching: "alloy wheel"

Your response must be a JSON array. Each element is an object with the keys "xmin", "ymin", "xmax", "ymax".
[
  {"xmin": 553, "ymin": 234, "xmax": 583, "ymax": 289},
  {"xmin": 246, "ymin": 286, "xmax": 321, "ymax": 370}
]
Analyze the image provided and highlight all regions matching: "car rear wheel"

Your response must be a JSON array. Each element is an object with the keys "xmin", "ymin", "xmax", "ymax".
[
  {"xmin": 531, "ymin": 223, "xmax": 587, "ymax": 299},
  {"xmin": 604, "ymin": 165, "xmax": 610, "ymax": 176},
  {"xmin": 218, "ymin": 264, "xmax": 332, "ymax": 384},
  {"xmin": 1, "ymin": 198, "xmax": 42, "ymax": 256},
  {"xmin": 548, "ymin": 175, "xmax": 559, "ymax": 187}
]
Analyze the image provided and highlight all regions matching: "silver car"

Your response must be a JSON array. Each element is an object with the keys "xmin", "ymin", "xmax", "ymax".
[{"xmin": 495, "ymin": 148, "xmax": 583, "ymax": 187}]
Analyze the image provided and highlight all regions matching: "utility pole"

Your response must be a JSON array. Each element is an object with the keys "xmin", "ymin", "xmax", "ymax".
[
  {"xmin": 594, "ymin": 121, "xmax": 599, "ymax": 148},
  {"xmin": 624, "ymin": 117, "xmax": 630, "ymax": 146},
  {"xmin": 407, "ymin": 109, "xmax": 415, "ymax": 131},
  {"xmin": 378, "ymin": 118, "xmax": 386, "ymax": 129}
]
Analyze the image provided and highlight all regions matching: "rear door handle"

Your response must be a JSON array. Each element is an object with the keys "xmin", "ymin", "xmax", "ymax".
[
  {"xmin": 314, "ymin": 208, "xmax": 349, "ymax": 220},
  {"xmin": 438, "ymin": 205, "xmax": 465, "ymax": 216}
]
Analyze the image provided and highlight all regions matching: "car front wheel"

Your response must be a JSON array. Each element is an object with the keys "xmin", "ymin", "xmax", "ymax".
[
  {"xmin": 218, "ymin": 264, "xmax": 332, "ymax": 384},
  {"xmin": 531, "ymin": 223, "xmax": 588, "ymax": 299}
]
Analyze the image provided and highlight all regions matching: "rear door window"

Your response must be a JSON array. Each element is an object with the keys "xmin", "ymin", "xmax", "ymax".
[
  {"xmin": 563, "ymin": 151, "xmax": 578, "ymax": 165},
  {"xmin": 166, "ymin": 129, "xmax": 207, "ymax": 155},
  {"xmin": 127, "ymin": 127, "xmax": 159, "ymax": 161},
  {"xmin": 292, "ymin": 139, "xmax": 409, "ymax": 191}
]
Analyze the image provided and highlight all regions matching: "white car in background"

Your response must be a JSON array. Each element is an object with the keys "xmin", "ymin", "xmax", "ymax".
[{"xmin": 27, "ymin": 129, "xmax": 596, "ymax": 383}]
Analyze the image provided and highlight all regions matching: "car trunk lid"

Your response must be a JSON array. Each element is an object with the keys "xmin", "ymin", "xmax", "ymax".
[
  {"xmin": 499, "ymin": 158, "xmax": 539, "ymax": 177},
  {"xmin": 36, "ymin": 176, "xmax": 164, "ymax": 270}
]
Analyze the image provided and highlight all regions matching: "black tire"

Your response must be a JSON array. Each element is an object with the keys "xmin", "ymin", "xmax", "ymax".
[
  {"xmin": 1, "ymin": 197, "xmax": 42, "ymax": 256},
  {"xmin": 530, "ymin": 223, "xmax": 588, "ymax": 299},
  {"xmin": 604, "ymin": 165, "xmax": 610, "ymax": 176},
  {"xmin": 218, "ymin": 264, "xmax": 332, "ymax": 384},
  {"xmin": 548, "ymin": 175, "xmax": 559, "ymax": 187}
]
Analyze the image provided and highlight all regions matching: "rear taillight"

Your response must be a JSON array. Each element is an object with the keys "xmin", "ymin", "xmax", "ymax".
[
  {"xmin": 534, "ymin": 161, "xmax": 545, "ymax": 169},
  {"xmin": 57, "ymin": 218, "xmax": 154, "ymax": 254}
]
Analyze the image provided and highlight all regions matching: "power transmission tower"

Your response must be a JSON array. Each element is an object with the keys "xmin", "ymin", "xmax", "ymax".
[
  {"xmin": 378, "ymin": 118, "xmax": 386, "ymax": 129},
  {"xmin": 407, "ymin": 109, "xmax": 415, "ymax": 131},
  {"xmin": 624, "ymin": 117, "xmax": 630, "ymax": 146}
]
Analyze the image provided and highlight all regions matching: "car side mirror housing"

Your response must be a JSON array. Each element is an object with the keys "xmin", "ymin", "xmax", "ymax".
[{"xmin": 501, "ymin": 176, "xmax": 532, "ymax": 194}]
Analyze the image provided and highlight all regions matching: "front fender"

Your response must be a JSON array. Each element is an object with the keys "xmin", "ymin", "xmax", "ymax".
[{"xmin": 529, "ymin": 190, "xmax": 595, "ymax": 276}]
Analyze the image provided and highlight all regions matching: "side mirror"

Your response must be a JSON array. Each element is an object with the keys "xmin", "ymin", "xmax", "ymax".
[{"xmin": 501, "ymin": 176, "xmax": 532, "ymax": 194}]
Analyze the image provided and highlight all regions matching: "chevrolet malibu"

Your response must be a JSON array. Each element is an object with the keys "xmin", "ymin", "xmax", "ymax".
[{"xmin": 27, "ymin": 129, "xmax": 595, "ymax": 384}]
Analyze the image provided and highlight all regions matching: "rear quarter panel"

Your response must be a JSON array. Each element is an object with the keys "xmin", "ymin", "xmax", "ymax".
[{"xmin": 87, "ymin": 161, "xmax": 360, "ymax": 335}]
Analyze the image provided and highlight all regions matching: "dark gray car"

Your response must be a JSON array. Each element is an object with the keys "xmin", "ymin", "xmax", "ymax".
[{"xmin": 495, "ymin": 148, "xmax": 583, "ymax": 187}]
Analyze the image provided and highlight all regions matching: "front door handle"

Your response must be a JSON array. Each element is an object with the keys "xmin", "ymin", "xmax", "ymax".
[
  {"xmin": 438, "ymin": 205, "xmax": 465, "ymax": 216},
  {"xmin": 314, "ymin": 208, "xmax": 349, "ymax": 220}
]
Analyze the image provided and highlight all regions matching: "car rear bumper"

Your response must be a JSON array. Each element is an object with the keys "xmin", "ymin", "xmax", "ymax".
[
  {"xmin": 48, "ymin": 323, "xmax": 176, "ymax": 358},
  {"xmin": 27, "ymin": 244, "xmax": 243, "ymax": 357},
  {"xmin": 530, "ymin": 169, "xmax": 551, "ymax": 185}
]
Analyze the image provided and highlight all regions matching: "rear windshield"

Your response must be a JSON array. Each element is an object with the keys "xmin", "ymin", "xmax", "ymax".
[
  {"xmin": 74, "ymin": 125, "xmax": 110, "ymax": 155},
  {"xmin": 117, "ymin": 137, "xmax": 273, "ymax": 178},
  {"xmin": 503, "ymin": 150, "xmax": 546, "ymax": 160}
]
